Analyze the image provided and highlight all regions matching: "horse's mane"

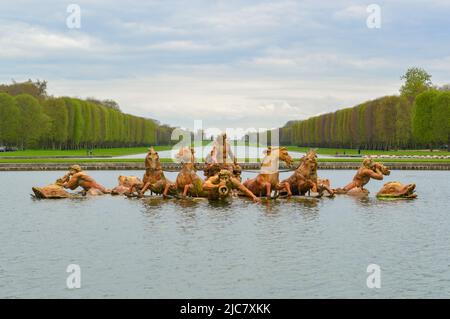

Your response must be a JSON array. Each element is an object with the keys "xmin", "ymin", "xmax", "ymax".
[{"xmin": 145, "ymin": 149, "xmax": 162, "ymax": 170}]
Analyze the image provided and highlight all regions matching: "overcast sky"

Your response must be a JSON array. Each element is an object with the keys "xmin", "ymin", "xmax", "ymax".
[{"xmin": 1, "ymin": 0, "xmax": 449, "ymax": 131}]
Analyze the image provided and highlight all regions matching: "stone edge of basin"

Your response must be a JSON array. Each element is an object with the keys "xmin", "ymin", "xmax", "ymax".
[{"xmin": 0, "ymin": 162, "xmax": 449, "ymax": 171}]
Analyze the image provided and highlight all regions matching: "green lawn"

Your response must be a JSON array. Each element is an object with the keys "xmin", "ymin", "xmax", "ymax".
[
  {"xmin": 285, "ymin": 146, "xmax": 450, "ymax": 156},
  {"xmin": 0, "ymin": 146, "xmax": 173, "ymax": 157},
  {"xmin": 0, "ymin": 158, "xmax": 173, "ymax": 164},
  {"xmin": 1, "ymin": 144, "xmax": 449, "ymax": 164}
]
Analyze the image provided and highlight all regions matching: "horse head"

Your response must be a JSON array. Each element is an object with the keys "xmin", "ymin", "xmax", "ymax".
[
  {"xmin": 297, "ymin": 152, "xmax": 317, "ymax": 178},
  {"xmin": 277, "ymin": 147, "xmax": 293, "ymax": 167},
  {"xmin": 145, "ymin": 147, "xmax": 162, "ymax": 170},
  {"xmin": 263, "ymin": 146, "xmax": 293, "ymax": 167}
]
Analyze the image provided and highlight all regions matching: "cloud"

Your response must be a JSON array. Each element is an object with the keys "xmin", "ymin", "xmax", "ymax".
[
  {"xmin": 1, "ymin": 0, "xmax": 450, "ymax": 130},
  {"xmin": 147, "ymin": 40, "xmax": 213, "ymax": 51},
  {"xmin": 117, "ymin": 21, "xmax": 189, "ymax": 36},
  {"xmin": 333, "ymin": 5, "xmax": 368, "ymax": 20},
  {"xmin": 196, "ymin": 1, "xmax": 300, "ymax": 30},
  {"xmin": 242, "ymin": 46, "xmax": 395, "ymax": 74},
  {"xmin": 0, "ymin": 21, "xmax": 108, "ymax": 58},
  {"xmin": 48, "ymin": 72, "xmax": 398, "ymax": 131}
]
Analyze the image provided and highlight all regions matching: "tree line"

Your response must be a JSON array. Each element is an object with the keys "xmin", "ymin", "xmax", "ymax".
[
  {"xmin": 0, "ymin": 80, "xmax": 175, "ymax": 149},
  {"xmin": 277, "ymin": 68, "xmax": 450, "ymax": 151}
]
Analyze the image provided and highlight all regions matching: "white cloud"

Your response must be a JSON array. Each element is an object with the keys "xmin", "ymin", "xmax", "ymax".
[
  {"xmin": 48, "ymin": 72, "xmax": 398, "ymax": 130},
  {"xmin": 118, "ymin": 21, "xmax": 189, "ymax": 36},
  {"xmin": 0, "ymin": 21, "xmax": 107, "ymax": 58},
  {"xmin": 243, "ymin": 47, "xmax": 394, "ymax": 72},
  {"xmin": 146, "ymin": 40, "xmax": 213, "ymax": 51},
  {"xmin": 197, "ymin": 1, "xmax": 300, "ymax": 30},
  {"xmin": 1, "ymin": 0, "xmax": 449, "ymax": 130},
  {"xmin": 333, "ymin": 5, "xmax": 368, "ymax": 20}
]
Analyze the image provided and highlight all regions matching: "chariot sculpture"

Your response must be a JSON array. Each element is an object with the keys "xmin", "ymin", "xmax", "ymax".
[{"xmin": 32, "ymin": 135, "xmax": 417, "ymax": 201}]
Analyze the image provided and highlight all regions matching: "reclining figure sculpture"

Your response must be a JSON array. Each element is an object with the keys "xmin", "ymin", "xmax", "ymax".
[{"xmin": 32, "ymin": 165, "xmax": 109, "ymax": 198}]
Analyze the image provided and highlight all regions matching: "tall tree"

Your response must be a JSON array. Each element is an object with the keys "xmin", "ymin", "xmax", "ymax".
[
  {"xmin": 432, "ymin": 91, "xmax": 450, "ymax": 150},
  {"xmin": 395, "ymin": 97, "xmax": 413, "ymax": 148},
  {"xmin": 0, "ymin": 93, "xmax": 20, "ymax": 145},
  {"xmin": 15, "ymin": 94, "xmax": 50, "ymax": 148},
  {"xmin": 400, "ymin": 67, "xmax": 433, "ymax": 102},
  {"xmin": 42, "ymin": 98, "xmax": 69, "ymax": 149},
  {"xmin": 412, "ymin": 90, "xmax": 437, "ymax": 150}
]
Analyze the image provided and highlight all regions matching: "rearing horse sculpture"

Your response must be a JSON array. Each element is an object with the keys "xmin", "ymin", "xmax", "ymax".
[
  {"xmin": 243, "ymin": 146, "xmax": 293, "ymax": 198},
  {"xmin": 137, "ymin": 147, "xmax": 170, "ymax": 196},
  {"xmin": 111, "ymin": 147, "xmax": 170, "ymax": 197},
  {"xmin": 281, "ymin": 149, "xmax": 334, "ymax": 197},
  {"xmin": 163, "ymin": 147, "xmax": 206, "ymax": 198}
]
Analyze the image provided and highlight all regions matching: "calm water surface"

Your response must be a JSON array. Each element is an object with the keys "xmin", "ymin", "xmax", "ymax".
[{"xmin": 0, "ymin": 170, "xmax": 449, "ymax": 298}]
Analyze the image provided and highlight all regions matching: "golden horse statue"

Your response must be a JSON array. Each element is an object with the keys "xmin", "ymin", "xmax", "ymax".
[{"xmin": 243, "ymin": 146, "xmax": 293, "ymax": 198}]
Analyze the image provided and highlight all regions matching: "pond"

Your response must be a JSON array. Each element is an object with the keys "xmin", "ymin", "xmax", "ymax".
[{"xmin": 0, "ymin": 170, "xmax": 449, "ymax": 298}]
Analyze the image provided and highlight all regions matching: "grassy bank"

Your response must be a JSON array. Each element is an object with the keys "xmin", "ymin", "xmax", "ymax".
[
  {"xmin": 285, "ymin": 146, "xmax": 450, "ymax": 156},
  {"xmin": 0, "ymin": 146, "xmax": 173, "ymax": 157},
  {"xmin": 1, "ymin": 145, "xmax": 449, "ymax": 162}
]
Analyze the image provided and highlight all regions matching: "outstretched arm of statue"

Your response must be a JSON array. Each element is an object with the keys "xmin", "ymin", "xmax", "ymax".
[{"xmin": 231, "ymin": 177, "xmax": 260, "ymax": 203}]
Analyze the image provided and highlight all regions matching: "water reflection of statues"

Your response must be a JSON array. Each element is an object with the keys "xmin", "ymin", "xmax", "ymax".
[{"xmin": 335, "ymin": 157, "xmax": 390, "ymax": 195}]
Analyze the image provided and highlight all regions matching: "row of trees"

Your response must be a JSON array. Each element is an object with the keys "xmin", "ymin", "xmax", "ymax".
[
  {"xmin": 279, "ymin": 96, "xmax": 414, "ymax": 150},
  {"xmin": 278, "ymin": 68, "xmax": 450, "ymax": 150},
  {"xmin": 0, "ymin": 81, "xmax": 175, "ymax": 149},
  {"xmin": 279, "ymin": 91, "xmax": 449, "ymax": 150}
]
